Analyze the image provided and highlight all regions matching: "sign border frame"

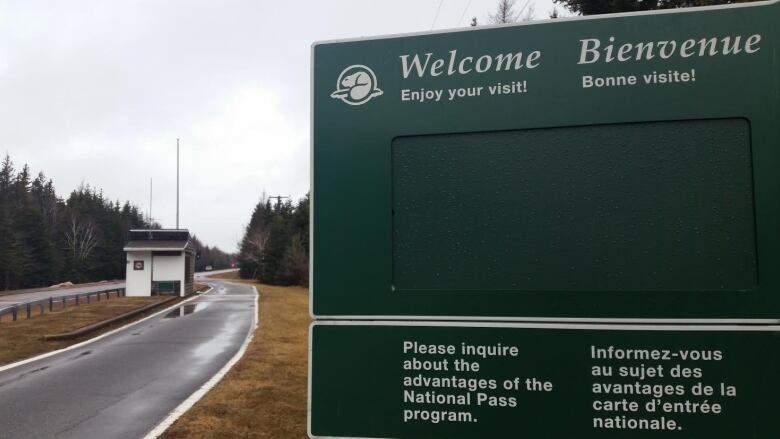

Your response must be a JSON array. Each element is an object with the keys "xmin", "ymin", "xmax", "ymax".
[{"xmin": 309, "ymin": 0, "xmax": 780, "ymax": 324}]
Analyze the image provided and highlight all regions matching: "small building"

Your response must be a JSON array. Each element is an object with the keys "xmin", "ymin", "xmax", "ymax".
[{"xmin": 124, "ymin": 229, "xmax": 196, "ymax": 297}]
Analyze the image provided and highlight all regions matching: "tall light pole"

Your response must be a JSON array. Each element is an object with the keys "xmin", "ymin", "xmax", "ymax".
[{"xmin": 176, "ymin": 138, "xmax": 180, "ymax": 229}]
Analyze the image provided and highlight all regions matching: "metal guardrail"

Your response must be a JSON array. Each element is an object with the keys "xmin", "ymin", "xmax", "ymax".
[{"xmin": 0, "ymin": 288, "xmax": 126, "ymax": 323}]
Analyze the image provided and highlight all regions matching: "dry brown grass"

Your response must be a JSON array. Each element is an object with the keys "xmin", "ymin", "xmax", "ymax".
[
  {"xmin": 163, "ymin": 283, "xmax": 310, "ymax": 439},
  {"xmin": 0, "ymin": 295, "xmax": 172, "ymax": 366}
]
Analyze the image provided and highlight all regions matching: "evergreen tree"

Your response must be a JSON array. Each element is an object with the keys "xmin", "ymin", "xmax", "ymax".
[
  {"xmin": 238, "ymin": 195, "xmax": 273, "ymax": 279},
  {"xmin": 238, "ymin": 192, "xmax": 310, "ymax": 286},
  {"xmin": 0, "ymin": 155, "xmax": 18, "ymax": 289},
  {"xmin": 280, "ymin": 233, "xmax": 308, "ymax": 286},
  {"xmin": 262, "ymin": 213, "xmax": 292, "ymax": 284}
]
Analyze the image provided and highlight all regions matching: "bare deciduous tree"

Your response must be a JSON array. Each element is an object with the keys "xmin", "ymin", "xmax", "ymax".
[
  {"xmin": 489, "ymin": 0, "xmax": 535, "ymax": 24},
  {"xmin": 243, "ymin": 229, "xmax": 268, "ymax": 262},
  {"xmin": 64, "ymin": 216, "xmax": 98, "ymax": 262}
]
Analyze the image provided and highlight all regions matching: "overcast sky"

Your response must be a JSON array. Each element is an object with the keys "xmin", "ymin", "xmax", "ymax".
[{"xmin": 1, "ymin": 0, "xmax": 563, "ymax": 252}]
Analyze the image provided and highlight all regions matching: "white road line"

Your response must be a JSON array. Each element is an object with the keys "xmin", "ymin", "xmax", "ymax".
[
  {"xmin": 198, "ymin": 294, "xmax": 254, "ymax": 299},
  {"xmin": 143, "ymin": 286, "xmax": 259, "ymax": 439},
  {"xmin": 0, "ymin": 287, "xmax": 214, "ymax": 374}
]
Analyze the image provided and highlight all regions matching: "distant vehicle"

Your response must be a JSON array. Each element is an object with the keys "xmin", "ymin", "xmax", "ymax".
[{"xmin": 205, "ymin": 265, "xmax": 213, "ymax": 271}]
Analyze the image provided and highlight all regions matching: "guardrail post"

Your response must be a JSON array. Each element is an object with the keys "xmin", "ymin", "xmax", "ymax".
[
  {"xmin": 76, "ymin": 294, "xmax": 80, "ymax": 306},
  {"xmin": 49, "ymin": 297, "xmax": 53, "ymax": 312},
  {"xmin": 12, "ymin": 306, "xmax": 17, "ymax": 321},
  {"xmin": 26, "ymin": 304, "xmax": 31, "ymax": 319},
  {"xmin": 62, "ymin": 297, "xmax": 66, "ymax": 309},
  {"xmin": 87, "ymin": 293, "xmax": 91, "ymax": 304}
]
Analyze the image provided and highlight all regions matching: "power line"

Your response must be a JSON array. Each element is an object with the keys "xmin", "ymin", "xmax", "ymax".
[
  {"xmin": 430, "ymin": 0, "xmax": 445, "ymax": 30},
  {"xmin": 457, "ymin": 0, "xmax": 473, "ymax": 26},
  {"xmin": 269, "ymin": 195, "xmax": 290, "ymax": 206}
]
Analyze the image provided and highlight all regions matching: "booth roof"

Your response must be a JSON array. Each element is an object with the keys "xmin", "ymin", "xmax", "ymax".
[{"xmin": 123, "ymin": 240, "xmax": 194, "ymax": 252}]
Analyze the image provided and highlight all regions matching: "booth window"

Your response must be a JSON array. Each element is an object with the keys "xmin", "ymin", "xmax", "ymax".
[{"xmin": 152, "ymin": 281, "xmax": 181, "ymax": 295}]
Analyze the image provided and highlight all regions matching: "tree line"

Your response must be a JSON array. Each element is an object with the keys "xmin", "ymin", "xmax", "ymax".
[
  {"xmin": 0, "ymin": 154, "xmax": 151, "ymax": 290},
  {"xmin": 0, "ymin": 154, "xmax": 233, "ymax": 290},
  {"xmin": 475, "ymin": 0, "xmax": 759, "ymax": 24},
  {"xmin": 191, "ymin": 235, "xmax": 234, "ymax": 272},
  {"xmin": 554, "ymin": 0, "xmax": 758, "ymax": 16},
  {"xmin": 238, "ymin": 194, "xmax": 309, "ymax": 286}
]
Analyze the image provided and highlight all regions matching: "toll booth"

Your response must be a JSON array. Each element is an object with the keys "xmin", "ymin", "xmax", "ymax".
[{"xmin": 124, "ymin": 229, "xmax": 196, "ymax": 297}]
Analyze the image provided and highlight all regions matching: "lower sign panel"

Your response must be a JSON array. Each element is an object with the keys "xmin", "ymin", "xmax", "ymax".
[{"xmin": 309, "ymin": 322, "xmax": 780, "ymax": 438}]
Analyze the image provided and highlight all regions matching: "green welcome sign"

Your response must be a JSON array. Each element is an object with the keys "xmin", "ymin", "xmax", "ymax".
[
  {"xmin": 310, "ymin": 2, "xmax": 780, "ymax": 438},
  {"xmin": 311, "ymin": 1, "xmax": 780, "ymax": 321}
]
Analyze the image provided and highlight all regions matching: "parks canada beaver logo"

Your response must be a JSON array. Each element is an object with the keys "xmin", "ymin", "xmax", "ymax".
[{"xmin": 330, "ymin": 65, "xmax": 383, "ymax": 105}]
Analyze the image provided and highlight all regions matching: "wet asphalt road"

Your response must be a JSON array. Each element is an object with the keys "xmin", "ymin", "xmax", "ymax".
[
  {"xmin": 0, "ymin": 282, "xmax": 126, "ymax": 313},
  {"xmin": 0, "ymin": 279, "xmax": 256, "ymax": 439}
]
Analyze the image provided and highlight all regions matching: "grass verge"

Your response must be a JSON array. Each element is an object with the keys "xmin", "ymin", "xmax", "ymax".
[
  {"xmin": 0, "ymin": 295, "xmax": 180, "ymax": 366},
  {"xmin": 163, "ymin": 282, "xmax": 310, "ymax": 439}
]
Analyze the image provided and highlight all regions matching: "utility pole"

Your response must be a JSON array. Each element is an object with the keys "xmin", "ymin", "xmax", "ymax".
[
  {"xmin": 269, "ymin": 195, "xmax": 290, "ymax": 207},
  {"xmin": 176, "ymin": 138, "xmax": 180, "ymax": 229}
]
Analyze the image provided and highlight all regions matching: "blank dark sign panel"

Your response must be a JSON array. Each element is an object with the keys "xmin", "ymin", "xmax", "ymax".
[{"xmin": 392, "ymin": 119, "xmax": 757, "ymax": 292}]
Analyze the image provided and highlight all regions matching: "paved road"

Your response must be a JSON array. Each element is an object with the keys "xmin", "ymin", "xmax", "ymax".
[
  {"xmin": 0, "ymin": 279, "xmax": 256, "ymax": 439},
  {"xmin": 0, "ymin": 269, "xmax": 237, "ymax": 312},
  {"xmin": 0, "ymin": 282, "xmax": 126, "ymax": 312},
  {"xmin": 195, "ymin": 268, "xmax": 238, "ymax": 280}
]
